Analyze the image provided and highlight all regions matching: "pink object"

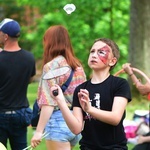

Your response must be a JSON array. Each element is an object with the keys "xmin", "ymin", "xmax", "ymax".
[
  {"xmin": 124, "ymin": 125, "xmax": 137, "ymax": 139},
  {"xmin": 148, "ymin": 93, "xmax": 150, "ymax": 101}
]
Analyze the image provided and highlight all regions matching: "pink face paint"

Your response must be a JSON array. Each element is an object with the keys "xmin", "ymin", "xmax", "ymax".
[{"xmin": 97, "ymin": 45, "xmax": 110, "ymax": 65}]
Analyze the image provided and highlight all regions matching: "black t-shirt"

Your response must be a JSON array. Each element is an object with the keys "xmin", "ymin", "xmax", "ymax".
[
  {"xmin": 73, "ymin": 75, "xmax": 132, "ymax": 150},
  {"xmin": 0, "ymin": 49, "xmax": 36, "ymax": 111}
]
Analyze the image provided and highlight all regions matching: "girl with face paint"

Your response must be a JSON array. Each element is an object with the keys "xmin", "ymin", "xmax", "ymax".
[{"xmin": 50, "ymin": 38, "xmax": 132, "ymax": 150}]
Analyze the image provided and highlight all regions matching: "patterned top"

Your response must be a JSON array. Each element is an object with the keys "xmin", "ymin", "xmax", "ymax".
[{"xmin": 37, "ymin": 55, "xmax": 86, "ymax": 109}]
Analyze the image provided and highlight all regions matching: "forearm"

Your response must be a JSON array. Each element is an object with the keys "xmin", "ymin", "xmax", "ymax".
[
  {"xmin": 129, "ymin": 72, "xmax": 150, "ymax": 95},
  {"xmin": 129, "ymin": 74, "xmax": 146, "ymax": 94},
  {"xmin": 36, "ymin": 105, "xmax": 53, "ymax": 133},
  {"xmin": 129, "ymin": 73, "xmax": 140, "ymax": 85},
  {"xmin": 87, "ymin": 107, "xmax": 121, "ymax": 126},
  {"xmin": 58, "ymin": 102, "xmax": 83, "ymax": 134},
  {"xmin": 122, "ymin": 64, "xmax": 142, "ymax": 87},
  {"xmin": 87, "ymin": 97, "xmax": 127, "ymax": 126},
  {"xmin": 50, "ymin": 85, "xmax": 83, "ymax": 134}
]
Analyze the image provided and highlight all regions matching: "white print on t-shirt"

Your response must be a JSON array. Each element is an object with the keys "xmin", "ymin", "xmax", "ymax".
[
  {"xmin": 93, "ymin": 93, "xmax": 100, "ymax": 109},
  {"xmin": 84, "ymin": 93, "xmax": 101, "ymax": 120}
]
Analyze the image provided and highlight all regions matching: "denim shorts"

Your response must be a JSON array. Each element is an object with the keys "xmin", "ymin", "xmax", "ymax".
[{"xmin": 45, "ymin": 110, "xmax": 81, "ymax": 146}]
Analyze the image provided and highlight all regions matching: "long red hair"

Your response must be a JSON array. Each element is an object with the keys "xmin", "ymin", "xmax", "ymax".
[{"xmin": 43, "ymin": 25, "xmax": 81, "ymax": 70}]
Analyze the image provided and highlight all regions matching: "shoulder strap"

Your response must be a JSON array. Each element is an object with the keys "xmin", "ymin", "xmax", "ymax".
[{"xmin": 61, "ymin": 69, "xmax": 74, "ymax": 92}]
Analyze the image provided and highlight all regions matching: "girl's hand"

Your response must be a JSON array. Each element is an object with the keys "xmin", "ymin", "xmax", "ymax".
[
  {"xmin": 78, "ymin": 89, "xmax": 91, "ymax": 113},
  {"xmin": 50, "ymin": 84, "xmax": 66, "ymax": 103},
  {"xmin": 122, "ymin": 63, "xmax": 133, "ymax": 75},
  {"xmin": 31, "ymin": 131, "xmax": 42, "ymax": 148}
]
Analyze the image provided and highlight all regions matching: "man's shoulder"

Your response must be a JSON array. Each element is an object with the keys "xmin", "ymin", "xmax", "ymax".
[
  {"xmin": 21, "ymin": 49, "xmax": 32, "ymax": 54},
  {"xmin": 20, "ymin": 49, "xmax": 35, "ymax": 58}
]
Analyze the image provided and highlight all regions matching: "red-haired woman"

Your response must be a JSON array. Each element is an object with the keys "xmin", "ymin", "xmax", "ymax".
[{"xmin": 31, "ymin": 25, "xmax": 86, "ymax": 150}]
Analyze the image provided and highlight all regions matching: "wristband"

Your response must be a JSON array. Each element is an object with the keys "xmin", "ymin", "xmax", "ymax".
[{"xmin": 129, "ymin": 73, "xmax": 134, "ymax": 76}]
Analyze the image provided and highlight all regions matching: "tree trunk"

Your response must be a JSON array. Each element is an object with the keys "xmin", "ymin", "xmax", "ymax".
[
  {"xmin": 130, "ymin": 0, "xmax": 150, "ymax": 75},
  {"xmin": 129, "ymin": 0, "xmax": 150, "ymax": 95}
]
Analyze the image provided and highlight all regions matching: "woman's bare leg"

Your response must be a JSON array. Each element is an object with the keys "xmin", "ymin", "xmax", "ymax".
[{"xmin": 46, "ymin": 140, "xmax": 73, "ymax": 150}]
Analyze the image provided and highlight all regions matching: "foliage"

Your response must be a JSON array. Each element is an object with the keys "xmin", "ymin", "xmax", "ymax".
[{"xmin": 0, "ymin": 0, "xmax": 130, "ymax": 78}]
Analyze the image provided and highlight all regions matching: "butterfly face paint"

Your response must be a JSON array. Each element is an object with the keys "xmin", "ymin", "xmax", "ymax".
[{"xmin": 97, "ymin": 45, "xmax": 110, "ymax": 65}]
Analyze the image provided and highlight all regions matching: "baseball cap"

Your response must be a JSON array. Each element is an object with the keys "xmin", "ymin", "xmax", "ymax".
[{"xmin": 0, "ymin": 18, "xmax": 20, "ymax": 37}]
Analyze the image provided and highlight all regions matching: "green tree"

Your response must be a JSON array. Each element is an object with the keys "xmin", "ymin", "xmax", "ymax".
[{"xmin": 1, "ymin": 0, "xmax": 130, "ymax": 78}]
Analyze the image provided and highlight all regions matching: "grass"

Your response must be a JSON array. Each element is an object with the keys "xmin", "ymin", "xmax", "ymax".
[{"xmin": 7, "ymin": 82, "xmax": 150, "ymax": 150}]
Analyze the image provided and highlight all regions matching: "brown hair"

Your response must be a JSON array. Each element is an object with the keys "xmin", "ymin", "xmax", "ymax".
[
  {"xmin": 43, "ymin": 25, "xmax": 81, "ymax": 70},
  {"xmin": 94, "ymin": 38, "xmax": 120, "ymax": 70}
]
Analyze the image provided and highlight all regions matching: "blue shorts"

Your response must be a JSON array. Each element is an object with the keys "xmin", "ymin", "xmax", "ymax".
[{"xmin": 45, "ymin": 110, "xmax": 81, "ymax": 146}]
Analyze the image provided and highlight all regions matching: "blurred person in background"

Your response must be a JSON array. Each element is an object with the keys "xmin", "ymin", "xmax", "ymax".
[
  {"xmin": 122, "ymin": 63, "xmax": 150, "ymax": 95},
  {"xmin": 123, "ymin": 63, "xmax": 150, "ymax": 150},
  {"xmin": 0, "ymin": 18, "xmax": 36, "ymax": 150}
]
